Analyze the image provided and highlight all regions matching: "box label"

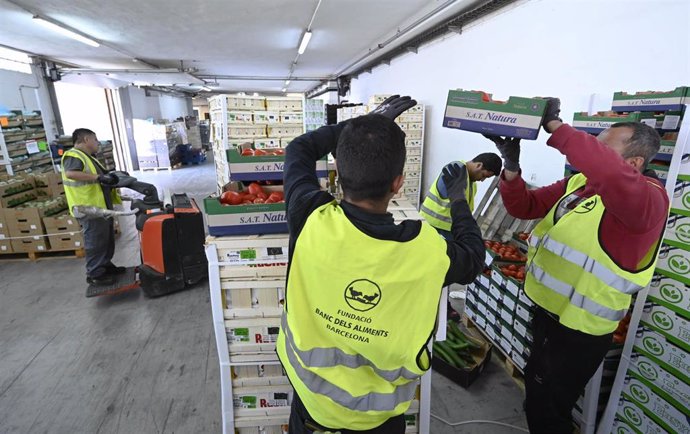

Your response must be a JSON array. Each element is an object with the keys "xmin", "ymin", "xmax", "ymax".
[
  {"xmin": 634, "ymin": 327, "xmax": 690, "ymax": 384},
  {"xmin": 621, "ymin": 376, "xmax": 690, "ymax": 433},
  {"xmin": 629, "ymin": 353, "xmax": 690, "ymax": 411},
  {"xmin": 648, "ymin": 274, "xmax": 690, "ymax": 315},
  {"xmin": 641, "ymin": 303, "xmax": 690, "ymax": 351}
]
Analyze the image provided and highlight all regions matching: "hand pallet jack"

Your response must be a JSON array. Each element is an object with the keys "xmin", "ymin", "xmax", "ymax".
[{"xmin": 74, "ymin": 172, "xmax": 207, "ymax": 298}]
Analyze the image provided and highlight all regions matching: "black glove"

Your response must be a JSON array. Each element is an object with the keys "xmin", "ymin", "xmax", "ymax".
[
  {"xmin": 542, "ymin": 97, "xmax": 562, "ymax": 132},
  {"xmin": 369, "ymin": 95, "xmax": 417, "ymax": 120},
  {"xmin": 483, "ymin": 135, "xmax": 521, "ymax": 172},
  {"xmin": 98, "ymin": 173, "xmax": 119, "ymax": 186},
  {"xmin": 441, "ymin": 162, "xmax": 468, "ymax": 202}
]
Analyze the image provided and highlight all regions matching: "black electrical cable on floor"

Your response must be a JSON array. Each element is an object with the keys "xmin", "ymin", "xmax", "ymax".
[{"xmin": 431, "ymin": 412, "xmax": 529, "ymax": 432}]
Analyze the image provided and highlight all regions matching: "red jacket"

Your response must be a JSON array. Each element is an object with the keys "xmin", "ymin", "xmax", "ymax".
[{"xmin": 499, "ymin": 124, "xmax": 669, "ymax": 271}]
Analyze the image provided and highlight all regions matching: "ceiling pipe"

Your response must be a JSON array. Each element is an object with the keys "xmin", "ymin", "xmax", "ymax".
[{"xmin": 196, "ymin": 74, "xmax": 329, "ymax": 82}]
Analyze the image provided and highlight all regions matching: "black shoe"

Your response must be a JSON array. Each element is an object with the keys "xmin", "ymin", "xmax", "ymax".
[
  {"xmin": 87, "ymin": 275, "xmax": 115, "ymax": 286},
  {"xmin": 105, "ymin": 264, "xmax": 126, "ymax": 275}
]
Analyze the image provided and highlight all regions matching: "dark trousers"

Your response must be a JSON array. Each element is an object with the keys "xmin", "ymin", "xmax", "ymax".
[
  {"xmin": 524, "ymin": 308, "xmax": 612, "ymax": 434},
  {"xmin": 289, "ymin": 392, "xmax": 405, "ymax": 434},
  {"xmin": 78, "ymin": 217, "xmax": 115, "ymax": 278}
]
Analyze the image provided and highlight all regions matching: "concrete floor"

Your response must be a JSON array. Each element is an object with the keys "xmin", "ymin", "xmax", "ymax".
[{"xmin": 0, "ymin": 159, "xmax": 527, "ymax": 434}]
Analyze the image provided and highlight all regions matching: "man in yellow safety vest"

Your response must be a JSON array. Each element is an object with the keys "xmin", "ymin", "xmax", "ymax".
[
  {"xmin": 490, "ymin": 98, "xmax": 669, "ymax": 433},
  {"xmin": 278, "ymin": 96, "xmax": 486, "ymax": 433},
  {"xmin": 420, "ymin": 153, "xmax": 502, "ymax": 238},
  {"xmin": 61, "ymin": 128, "xmax": 123, "ymax": 286}
]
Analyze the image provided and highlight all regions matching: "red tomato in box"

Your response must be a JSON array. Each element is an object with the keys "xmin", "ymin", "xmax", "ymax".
[
  {"xmin": 268, "ymin": 191, "xmax": 284, "ymax": 202},
  {"xmin": 241, "ymin": 148, "xmax": 254, "ymax": 156},
  {"xmin": 253, "ymin": 149, "xmax": 267, "ymax": 156},
  {"xmin": 220, "ymin": 191, "xmax": 242, "ymax": 205},
  {"xmin": 248, "ymin": 182, "xmax": 265, "ymax": 196}
]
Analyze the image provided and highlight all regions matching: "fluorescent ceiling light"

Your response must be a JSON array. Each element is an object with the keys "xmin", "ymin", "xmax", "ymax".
[
  {"xmin": 285, "ymin": 80, "xmax": 290, "ymax": 86},
  {"xmin": 281, "ymin": 88, "xmax": 287, "ymax": 93},
  {"xmin": 298, "ymin": 31, "xmax": 312, "ymax": 55},
  {"xmin": 33, "ymin": 16, "xmax": 100, "ymax": 47},
  {"xmin": 200, "ymin": 86, "xmax": 212, "ymax": 91}
]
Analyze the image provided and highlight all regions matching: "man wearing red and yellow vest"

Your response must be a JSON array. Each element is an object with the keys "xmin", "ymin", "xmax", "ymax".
[
  {"xmin": 278, "ymin": 96, "xmax": 485, "ymax": 433},
  {"xmin": 62, "ymin": 128, "xmax": 124, "ymax": 286},
  {"xmin": 420, "ymin": 153, "xmax": 502, "ymax": 238},
  {"xmin": 491, "ymin": 98, "xmax": 668, "ymax": 433}
]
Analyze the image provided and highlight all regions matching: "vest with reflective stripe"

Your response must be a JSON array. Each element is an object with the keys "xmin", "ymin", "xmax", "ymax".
[
  {"xmin": 419, "ymin": 161, "xmax": 475, "ymax": 232},
  {"xmin": 61, "ymin": 148, "xmax": 121, "ymax": 216},
  {"xmin": 277, "ymin": 201, "xmax": 449, "ymax": 430},
  {"xmin": 525, "ymin": 173, "xmax": 664, "ymax": 335}
]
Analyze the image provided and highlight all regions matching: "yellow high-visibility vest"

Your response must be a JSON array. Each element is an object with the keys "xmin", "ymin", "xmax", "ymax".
[
  {"xmin": 277, "ymin": 201, "xmax": 449, "ymax": 430},
  {"xmin": 419, "ymin": 161, "xmax": 475, "ymax": 232},
  {"xmin": 525, "ymin": 173, "xmax": 666, "ymax": 335},
  {"xmin": 61, "ymin": 148, "xmax": 121, "ymax": 216}
]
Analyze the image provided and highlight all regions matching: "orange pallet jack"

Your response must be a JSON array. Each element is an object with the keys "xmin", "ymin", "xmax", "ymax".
[{"xmin": 74, "ymin": 172, "xmax": 207, "ymax": 298}]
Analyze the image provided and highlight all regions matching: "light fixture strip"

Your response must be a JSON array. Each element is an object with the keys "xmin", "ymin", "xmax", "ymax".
[
  {"xmin": 33, "ymin": 16, "xmax": 100, "ymax": 47},
  {"xmin": 298, "ymin": 31, "xmax": 312, "ymax": 55}
]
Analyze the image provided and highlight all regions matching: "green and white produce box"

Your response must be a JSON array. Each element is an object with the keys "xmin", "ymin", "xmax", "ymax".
[
  {"xmin": 640, "ymin": 302, "xmax": 690, "ymax": 351},
  {"xmin": 571, "ymin": 112, "xmax": 644, "ymax": 134},
  {"xmin": 616, "ymin": 398, "xmax": 667, "ymax": 434},
  {"xmin": 633, "ymin": 327, "xmax": 690, "ymax": 384},
  {"xmin": 443, "ymin": 90, "xmax": 547, "ymax": 140},
  {"xmin": 655, "ymin": 243, "xmax": 690, "ymax": 285},
  {"xmin": 621, "ymin": 376, "xmax": 689, "ymax": 433},
  {"xmin": 612, "ymin": 87, "xmax": 688, "ymax": 112},
  {"xmin": 648, "ymin": 274, "xmax": 690, "ymax": 316},
  {"xmin": 629, "ymin": 353, "xmax": 690, "ymax": 412}
]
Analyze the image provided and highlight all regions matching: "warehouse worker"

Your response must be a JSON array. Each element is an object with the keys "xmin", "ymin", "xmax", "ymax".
[
  {"xmin": 278, "ymin": 95, "xmax": 485, "ymax": 433},
  {"xmin": 420, "ymin": 153, "xmax": 502, "ymax": 237},
  {"xmin": 489, "ymin": 98, "xmax": 668, "ymax": 434},
  {"xmin": 62, "ymin": 128, "xmax": 124, "ymax": 286}
]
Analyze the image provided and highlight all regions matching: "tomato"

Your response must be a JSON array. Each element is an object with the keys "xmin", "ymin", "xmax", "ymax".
[
  {"xmin": 241, "ymin": 148, "xmax": 254, "ymax": 156},
  {"xmin": 257, "ymin": 192, "xmax": 268, "ymax": 200},
  {"xmin": 220, "ymin": 191, "xmax": 242, "ymax": 205},
  {"xmin": 242, "ymin": 200, "xmax": 253, "ymax": 205},
  {"xmin": 265, "ymin": 198, "xmax": 276, "ymax": 204},
  {"xmin": 253, "ymin": 149, "xmax": 267, "ymax": 156},
  {"xmin": 274, "ymin": 149, "xmax": 285, "ymax": 155},
  {"xmin": 484, "ymin": 241, "xmax": 491, "ymax": 248},
  {"xmin": 517, "ymin": 271, "xmax": 525, "ymax": 279},
  {"xmin": 254, "ymin": 198, "xmax": 265, "ymax": 204},
  {"xmin": 248, "ymin": 182, "xmax": 265, "ymax": 196},
  {"xmin": 508, "ymin": 264, "xmax": 518, "ymax": 272},
  {"xmin": 268, "ymin": 191, "xmax": 284, "ymax": 201}
]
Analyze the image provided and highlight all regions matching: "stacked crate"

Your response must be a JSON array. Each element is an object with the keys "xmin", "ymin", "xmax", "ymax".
[
  {"xmin": 0, "ymin": 110, "xmax": 53, "ymax": 175},
  {"xmin": 207, "ymin": 234, "xmax": 292, "ymax": 434},
  {"xmin": 605, "ymin": 88, "xmax": 690, "ymax": 434},
  {"xmin": 304, "ymin": 98, "xmax": 325, "ymax": 132},
  {"xmin": 336, "ymin": 96, "xmax": 426, "ymax": 207}
]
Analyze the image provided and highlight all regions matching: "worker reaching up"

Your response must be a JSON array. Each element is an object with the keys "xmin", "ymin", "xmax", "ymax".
[
  {"xmin": 62, "ymin": 128, "xmax": 124, "ymax": 287},
  {"xmin": 420, "ymin": 153, "xmax": 502, "ymax": 237},
  {"xmin": 277, "ymin": 95, "xmax": 485, "ymax": 433},
  {"xmin": 490, "ymin": 98, "xmax": 668, "ymax": 433}
]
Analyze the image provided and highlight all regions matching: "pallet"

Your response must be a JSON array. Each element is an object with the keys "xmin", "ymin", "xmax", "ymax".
[
  {"xmin": 0, "ymin": 248, "xmax": 85, "ymax": 261},
  {"xmin": 463, "ymin": 316, "xmax": 525, "ymax": 391}
]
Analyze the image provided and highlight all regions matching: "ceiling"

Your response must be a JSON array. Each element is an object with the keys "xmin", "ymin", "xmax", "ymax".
[{"xmin": 0, "ymin": 0, "xmax": 482, "ymax": 94}]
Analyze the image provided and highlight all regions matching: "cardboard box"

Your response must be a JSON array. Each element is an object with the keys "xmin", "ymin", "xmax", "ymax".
[
  {"xmin": 616, "ymin": 398, "xmax": 667, "ymax": 434},
  {"xmin": 48, "ymin": 233, "xmax": 83, "ymax": 251},
  {"xmin": 279, "ymin": 112, "xmax": 303, "ymax": 124},
  {"xmin": 0, "ymin": 175, "xmax": 35, "ymax": 198},
  {"xmin": 228, "ymin": 124, "xmax": 267, "ymax": 138},
  {"xmin": 265, "ymin": 97, "xmax": 303, "ymax": 112},
  {"xmin": 655, "ymin": 243, "xmax": 690, "ymax": 285},
  {"xmin": 4, "ymin": 208, "xmax": 44, "ymax": 236},
  {"xmin": 0, "ymin": 188, "xmax": 38, "ymax": 208},
  {"xmin": 226, "ymin": 146, "xmax": 327, "ymax": 181},
  {"xmin": 32, "ymin": 172, "xmax": 62, "ymax": 188},
  {"xmin": 204, "ymin": 184, "xmax": 287, "ymax": 236},
  {"xmin": 227, "ymin": 111, "xmax": 254, "ymax": 124},
  {"xmin": 233, "ymin": 385, "xmax": 293, "ymax": 410},
  {"xmin": 640, "ymin": 302, "xmax": 690, "ymax": 351},
  {"xmin": 633, "ymin": 326, "xmax": 690, "ymax": 384},
  {"xmin": 226, "ymin": 317, "xmax": 281, "ymax": 354},
  {"xmin": 571, "ymin": 111, "xmax": 645, "ymax": 134},
  {"xmin": 639, "ymin": 110, "xmax": 683, "ymax": 131},
  {"xmin": 253, "ymin": 138, "xmax": 281, "ymax": 149},
  {"xmin": 629, "ymin": 352, "xmax": 690, "ymax": 412},
  {"xmin": 11, "ymin": 237, "xmax": 48, "ymax": 253},
  {"xmin": 621, "ymin": 376, "xmax": 688, "ymax": 433},
  {"xmin": 223, "ymin": 280, "xmax": 285, "ymax": 319},
  {"xmin": 648, "ymin": 274, "xmax": 690, "ymax": 317},
  {"xmin": 432, "ymin": 324, "xmax": 493, "ymax": 388},
  {"xmin": 612, "ymin": 87, "xmax": 688, "ymax": 112},
  {"xmin": 443, "ymin": 90, "xmax": 547, "ymax": 140},
  {"xmin": 266, "ymin": 125, "xmax": 303, "ymax": 138}
]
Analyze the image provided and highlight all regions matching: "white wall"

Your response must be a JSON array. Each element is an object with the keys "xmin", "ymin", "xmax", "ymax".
[
  {"xmin": 159, "ymin": 94, "xmax": 191, "ymax": 121},
  {"xmin": 124, "ymin": 87, "xmax": 191, "ymax": 121},
  {"xmin": 349, "ymin": 0, "xmax": 690, "ymax": 201}
]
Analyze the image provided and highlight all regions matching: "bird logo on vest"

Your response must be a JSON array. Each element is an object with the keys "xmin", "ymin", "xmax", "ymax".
[
  {"xmin": 574, "ymin": 197, "xmax": 597, "ymax": 214},
  {"xmin": 344, "ymin": 279, "xmax": 382, "ymax": 312}
]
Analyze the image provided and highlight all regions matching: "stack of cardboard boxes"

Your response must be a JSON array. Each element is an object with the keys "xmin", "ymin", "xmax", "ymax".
[{"xmin": 0, "ymin": 172, "xmax": 83, "ymax": 254}]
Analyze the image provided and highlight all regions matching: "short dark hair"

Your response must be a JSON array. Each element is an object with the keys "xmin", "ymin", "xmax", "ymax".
[
  {"xmin": 72, "ymin": 128, "xmax": 96, "ymax": 145},
  {"xmin": 337, "ymin": 114, "xmax": 406, "ymax": 201},
  {"xmin": 610, "ymin": 122, "xmax": 660, "ymax": 165},
  {"xmin": 471, "ymin": 153, "xmax": 502, "ymax": 175}
]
